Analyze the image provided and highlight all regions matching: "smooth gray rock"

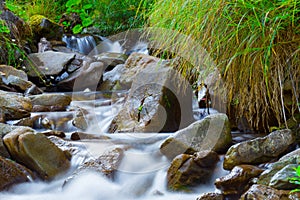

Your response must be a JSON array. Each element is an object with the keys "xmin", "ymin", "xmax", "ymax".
[
  {"xmin": 160, "ymin": 113, "xmax": 231, "ymax": 160},
  {"xmin": 223, "ymin": 129, "xmax": 295, "ymax": 170},
  {"xmin": 26, "ymin": 51, "xmax": 75, "ymax": 77}
]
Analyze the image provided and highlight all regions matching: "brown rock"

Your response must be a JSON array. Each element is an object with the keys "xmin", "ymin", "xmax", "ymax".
[
  {"xmin": 197, "ymin": 192, "xmax": 224, "ymax": 200},
  {"xmin": 0, "ymin": 90, "xmax": 32, "ymax": 120},
  {"xmin": 215, "ymin": 165, "xmax": 263, "ymax": 195},
  {"xmin": 3, "ymin": 127, "xmax": 70, "ymax": 180},
  {"xmin": 167, "ymin": 151, "xmax": 219, "ymax": 191},
  {"xmin": 0, "ymin": 156, "xmax": 33, "ymax": 191},
  {"xmin": 29, "ymin": 93, "xmax": 71, "ymax": 107},
  {"xmin": 240, "ymin": 184, "xmax": 290, "ymax": 200}
]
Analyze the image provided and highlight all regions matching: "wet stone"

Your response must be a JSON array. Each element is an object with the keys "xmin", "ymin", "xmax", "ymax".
[
  {"xmin": 215, "ymin": 165, "xmax": 264, "ymax": 195},
  {"xmin": 240, "ymin": 184, "xmax": 290, "ymax": 200},
  {"xmin": 167, "ymin": 151, "xmax": 219, "ymax": 191},
  {"xmin": 196, "ymin": 192, "xmax": 224, "ymax": 200},
  {"xmin": 0, "ymin": 156, "xmax": 34, "ymax": 191},
  {"xmin": 64, "ymin": 148, "xmax": 124, "ymax": 186},
  {"xmin": 3, "ymin": 128, "xmax": 70, "ymax": 180}
]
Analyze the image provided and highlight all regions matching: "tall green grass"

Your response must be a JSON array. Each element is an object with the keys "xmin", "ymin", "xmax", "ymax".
[{"xmin": 146, "ymin": 0, "xmax": 300, "ymax": 131}]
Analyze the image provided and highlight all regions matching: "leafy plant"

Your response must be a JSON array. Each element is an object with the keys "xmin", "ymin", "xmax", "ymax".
[
  {"xmin": 289, "ymin": 165, "xmax": 300, "ymax": 193},
  {"xmin": 65, "ymin": 0, "xmax": 93, "ymax": 34}
]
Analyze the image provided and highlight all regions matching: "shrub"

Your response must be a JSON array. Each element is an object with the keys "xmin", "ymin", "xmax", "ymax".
[{"xmin": 146, "ymin": 0, "xmax": 300, "ymax": 131}]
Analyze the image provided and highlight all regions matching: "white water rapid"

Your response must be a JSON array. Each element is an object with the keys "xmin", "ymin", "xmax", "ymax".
[{"xmin": 0, "ymin": 91, "xmax": 227, "ymax": 200}]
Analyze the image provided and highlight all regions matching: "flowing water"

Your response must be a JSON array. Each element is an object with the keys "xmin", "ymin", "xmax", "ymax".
[
  {"xmin": 0, "ymin": 35, "xmax": 229, "ymax": 200},
  {"xmin": 0, "ymin": 91, "xmax": 227, "ymax": 200}
]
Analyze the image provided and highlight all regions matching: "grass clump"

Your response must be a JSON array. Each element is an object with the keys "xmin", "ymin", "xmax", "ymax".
[{"xmin": 146, "ymin": 0, "xmax": 300, "ymax": 131}]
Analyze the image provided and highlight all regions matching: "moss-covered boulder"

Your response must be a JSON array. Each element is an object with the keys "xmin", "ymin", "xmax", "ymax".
[{"xmin": 29, "ymin": 15, "xmax": 63, "ymax": 42}]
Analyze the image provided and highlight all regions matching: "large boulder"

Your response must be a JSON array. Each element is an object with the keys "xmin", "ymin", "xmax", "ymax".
[
  {"xmin": 0, "ymin": 90, "xmax": 32, "ymax": 120},
  {"xmin": 3, "ymin": 127, "xmax": 70, "ymax": 180},
  {"xmin": 160, "ymin": 114, "xmax": 231, "ymax": 160},
  {"xmin": 215, "ymin": 165, "xmax": 264, "ymax": 196},
  {"xmin": 109, "ymin": 57, "xmax": 194, "ymax": 133},
  {"xmin": 167, "ymin": 151, "xmax": 219, "ymax": 191},
  {"xmin": 223, "ymin": 129, "xmax": 295, "ymax": 170},
  {"xmin": 25, "ymin": 51, "xmax": 75, "ymax": 77},
  {"xmin": 0, "ymin": 156, "xmax": 33, "ymax": 191}
]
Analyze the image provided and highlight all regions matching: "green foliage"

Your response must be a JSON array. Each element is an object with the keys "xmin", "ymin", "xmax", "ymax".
[
  {"xmin": 65, "ymin": 0, "xmax": 93, "ymax": 34},
  {"xmin": 146, "ymin": 0, "xmax": 300, "ymax": 131},
  {"xmin": 6, "ymin": 0, "xmax": 66, "ymax": 22},
  {"xmin": 289, "ymin": 165, "xmax": 300, "ymax": 193}
]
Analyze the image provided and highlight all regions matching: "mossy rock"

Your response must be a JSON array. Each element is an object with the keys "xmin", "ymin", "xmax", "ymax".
[{"xmin": 29, "ymin": 15, "xmax": 63, "ymax": 42}]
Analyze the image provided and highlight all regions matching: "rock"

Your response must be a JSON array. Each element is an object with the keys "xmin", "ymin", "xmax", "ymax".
[
  {"xmin": 109, "ymin": 58, "xmax": 194, "ymax": 133},
  {"xmin": 215, "ymin": 165, "xmax": 263, "ymax": 195},
  {"xmin": 0, "ymin": 4, "xmax": 31, "ymax": 44},
  {"xmin": 0, "ymin": 65, "xmax": 28, "ymax": 80},
  {"xmin": 99, "ymin": 53, "xmax": 161, "ymax": 91},
  {"xmin": 160, "ymin": 114, "xmax": 231, "ymax": 160},
  {"xmin": 0, "ymin": 90, "xmax": 32, "ymax": 120},
  {"xmin": 57, "ymin": 61, "xmax": 104, "ymax": 91},
  {"xmin": 93, "ymin": 52, "xmax": 128, "ymax": 71},
  {"xmin": 0, "ymin": 110, "xmax": 4, "ymax": 123},
  {"xmin": 196, "ymin": 193, "xmax": 224, "ymax": 200},
  {"xmin": 29, "ymin": 93, "xmax": 71, "ymax": 107},
  {"xmin": 0, "ymin": 156, "xmax": 33, "ymax": 191},
  {"xmin": 70, "ymin": 132, "xmax": 111, "ymax": 140},
  {"xmin": 29, "ymin": 15, "xmax": 63, "ymax": 42},
  {"xmin": 240, "ymin": 184, "xmax": 290, "ymax": 200},
  {"xmin": 269, "ymin": 164, "xmax": 298, "ymax": 190},
  {"xmin": 223, "ymin": 129, "xmax": 295, "ymax": 170},
  {"xmin": 100, "ymin": 64, "xmax": 126, "ymax": 91},
  {"xmin": 64, "ymin": 148, "xmax": 124, "ymax": 186},
  {"xmin": 257, "ymin": 149, "xmax": 300, "ymax": 189},
  {"xmin": 0, "ymin": 123, "xmax": 14, "ymax": 158},
  {"xmin": 72, "ymin": 116, "xmax": 88, "ymax": 130},
  {"xmin": 167, "ymin": 151, "xmax": 219, "ymax": 191},
  {"xmin": 3, "ymin": 127, "xmax": 70, "ymax": 180},
  {"xmin": 42, "ymin": 130, "xmax": 66, "ymax": 138},
  {"xmin": 2, "ymin": 75, "xmax": 43, "ymax": 94},
  {"xmin": 25, "ymin": 51, "xmax": 75, "ymax": 77}
]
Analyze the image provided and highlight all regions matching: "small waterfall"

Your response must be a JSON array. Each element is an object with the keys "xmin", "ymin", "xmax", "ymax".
[{"xmin": 62, "ymin": 35, "xmax": 98, "ymax": 55}]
